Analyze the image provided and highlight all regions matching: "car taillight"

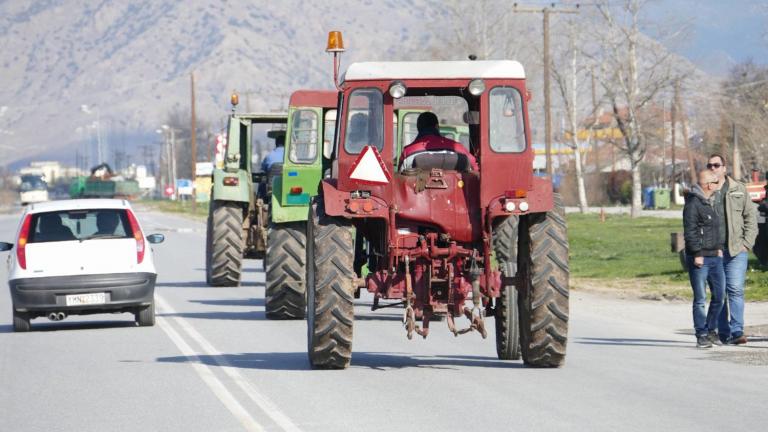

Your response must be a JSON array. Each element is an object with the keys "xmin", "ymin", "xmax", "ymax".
[
  {"xmin": 17, "ymin": 214, "xmax": 32, "ymax": 269},
  {"xmin": 126, "ymin": 210, "xmax": 145, "ymax": 264}
]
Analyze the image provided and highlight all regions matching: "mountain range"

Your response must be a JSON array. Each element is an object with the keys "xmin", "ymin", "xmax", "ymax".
[{"xmin": 0, "ymin": 0, "xmax": 716, "ymax": 169}]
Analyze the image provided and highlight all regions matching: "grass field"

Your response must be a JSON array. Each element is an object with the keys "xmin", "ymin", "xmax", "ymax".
[{"xmin": 567, "ymin": 213, "xmax": 768, "ymax": 301}]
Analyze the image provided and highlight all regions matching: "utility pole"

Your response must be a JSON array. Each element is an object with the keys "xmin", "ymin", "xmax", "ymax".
[
  {"xmin": 513, "ymin": 3, "xmax": 579, "ymax": 177},
  {"xmin": 190, "ymin": 71, "xmax": 197, "ymax": 211}
]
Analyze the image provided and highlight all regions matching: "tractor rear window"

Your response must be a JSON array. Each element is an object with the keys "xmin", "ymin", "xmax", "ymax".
[
  {"xmin": 394, "ymin": 96, "xmax": 470, "ymax": 161},
  {"xmin": 344, "ymin": 88, "xmax": 384, "ymax": 154},
  {"xmin": 288, "ymin": 109, "xmax": 319, "ymax": 164},
  {"xmin": 28, "ymin": 209, "xmax": 132, "ymax": 243},
  {"xmin": 489, "ymin": 87, "xmax": 526, "ymax": 153}
]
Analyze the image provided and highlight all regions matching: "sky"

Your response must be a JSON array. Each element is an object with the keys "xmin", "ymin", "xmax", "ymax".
[{"xmin": 644, "ymin": 0, "xmax": 767, "ymax": 76}]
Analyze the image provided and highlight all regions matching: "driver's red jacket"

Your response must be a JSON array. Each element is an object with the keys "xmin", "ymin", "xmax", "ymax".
[{"xmin": 398, "ymin": 134, "xmax": 478, "ymax": 171}]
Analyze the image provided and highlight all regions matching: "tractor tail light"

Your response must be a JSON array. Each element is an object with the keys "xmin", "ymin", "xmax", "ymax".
[
  {"xmin": 223, "ymin": 177, "xmax": 239, "ymax": 186},
  {"xmin": 289, "ymin": 186, "xmax": 303, "ymax": 195},
  {"xmin": 505, "ymin": 189, "xmax": 527, "ymax": 198},
  {"xmin": 16, "ymin": 214, "xmax": 32, "ymax": 269},
  {"xmin": 126, "ymin": 210, "xmax": 145, "ymax": 264}
]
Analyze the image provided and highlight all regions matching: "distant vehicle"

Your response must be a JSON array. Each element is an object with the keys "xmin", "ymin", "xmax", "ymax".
[
  {"xmin": 0, "ymin": 199, "xmax": 165, "ymax": 332},
  {"xmin": 18, "ymin": 174, "xmax": 49, "ymax": 205},
  {"xmin": 69, "ymin": 163, "xmax": 140, "ymax": 199}
]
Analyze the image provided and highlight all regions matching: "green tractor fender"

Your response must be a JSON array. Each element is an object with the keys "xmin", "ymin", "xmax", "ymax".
[{"xmin": 211, "ymin": 168, "xmax": 251, "ymax": 203}]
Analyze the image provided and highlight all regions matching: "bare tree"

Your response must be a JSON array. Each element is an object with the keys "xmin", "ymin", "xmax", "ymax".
[
  {"xmin": 551, "ymin": 17, "xmax": 592, "ymax": 212},
  {"xmin": 590, "ymin": 0, "xmax": 678, "ymax": 216},
  {"xmin": 718, "ymin": 61, "xmax": 768, "ymax": 178}
]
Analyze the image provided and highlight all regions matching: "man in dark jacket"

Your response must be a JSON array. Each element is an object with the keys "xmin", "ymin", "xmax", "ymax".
[{"xmin": 683, "ymin": 170, "xmax": 726, "ymax": 348}]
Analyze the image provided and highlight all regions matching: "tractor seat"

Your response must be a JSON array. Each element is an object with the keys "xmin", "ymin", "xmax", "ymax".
[{"xmin": 406, "ymin": 151, "xmax": 470, "ymax": 172}]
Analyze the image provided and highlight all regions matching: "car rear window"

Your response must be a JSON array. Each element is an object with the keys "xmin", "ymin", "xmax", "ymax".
[{"xmin": 28, "ymin": 209, "xmax": 133, "ymax": 243}]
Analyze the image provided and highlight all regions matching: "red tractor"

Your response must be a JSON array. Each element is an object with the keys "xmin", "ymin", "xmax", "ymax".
[{"xmin": 306, "ymin": 32, "xmax": 569, "ymax": 369}]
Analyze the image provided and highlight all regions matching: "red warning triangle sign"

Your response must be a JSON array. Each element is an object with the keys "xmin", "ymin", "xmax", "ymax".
[{"xmin": 348, "ymin": 145, "xmax": 392, "ymax": 185}]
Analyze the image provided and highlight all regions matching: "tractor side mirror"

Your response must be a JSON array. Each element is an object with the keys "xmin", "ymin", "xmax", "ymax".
[{"xmin": 463, "ymin": 111, "xmax": 480, "ymax": 125}]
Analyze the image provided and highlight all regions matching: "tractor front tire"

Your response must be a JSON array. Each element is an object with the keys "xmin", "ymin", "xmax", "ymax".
[
  {"xmin": 206, "ymin": 201, "xmax": 244, "ymax": 287},
  {"xmin": 518, "ymin": 193, "xmax": 569, "ymax": 367},
  {"xmin": 493, "ymin": 215, "xmax": 521, "ymax": 360},
  {"xmin": 265, "ymin": 223, "xmax": 307, "ymax": 319},
  {"xmin": 306, "ymin": 200, "xmax": 355, "ymax": 369}
]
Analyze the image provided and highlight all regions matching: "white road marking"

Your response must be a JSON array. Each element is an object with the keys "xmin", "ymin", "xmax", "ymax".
[
  {"xmin": 156, "ymin": 295, "xmax": 303, "ymax": 432},
  {"xmin": 156, "ymin": 311, "xmax": 266, "ymax": 432}
]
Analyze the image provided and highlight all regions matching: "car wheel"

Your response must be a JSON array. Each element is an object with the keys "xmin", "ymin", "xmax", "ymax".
[
  {"xmin": 135, "ymin": 302, "xmax": 155, "ymax": 327},
  {"xmin": 13, "ymin": 310, "xmax": 31, "ymax": 332}
]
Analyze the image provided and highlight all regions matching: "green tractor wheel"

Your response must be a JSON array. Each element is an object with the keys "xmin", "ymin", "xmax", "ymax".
[
  {"xmin": 265, "ymin": 223, "xmax": 307, "ymax": 319},
  {"xmin": 206, "ymin": 201, "xmax": 244, "ymax": 287}
]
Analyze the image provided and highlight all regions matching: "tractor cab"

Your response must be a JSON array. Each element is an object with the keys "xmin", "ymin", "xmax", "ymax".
[
  {"xmin": 271, "ymin": 90, "xmax": 338, "ymax": 224},
  {"xmin": 322, "ymin": 60, "xmax": 555, "ymax": 256}
]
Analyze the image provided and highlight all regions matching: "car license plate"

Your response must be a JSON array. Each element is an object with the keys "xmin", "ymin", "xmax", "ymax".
[{"xmin": 66, "ymin": 292, "xmax": 106, "ymax": 306}]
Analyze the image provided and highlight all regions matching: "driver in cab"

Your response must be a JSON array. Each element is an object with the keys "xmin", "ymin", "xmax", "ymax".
[{"xmin": 398, "ymin": 112, "xmax": 478, "ymax": 172}]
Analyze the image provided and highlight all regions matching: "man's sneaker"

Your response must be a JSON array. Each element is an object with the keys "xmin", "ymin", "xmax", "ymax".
[
  {"xmin": 708, "ymin": 331, "xmax": 723, "ymax": 346},
  {"xmin": 726, "ymin": 334, "xmax": 747, "ymax": 345},
  {"xmin": 696, "ymin": 335, "xmax": 713, "ymax": 348}
]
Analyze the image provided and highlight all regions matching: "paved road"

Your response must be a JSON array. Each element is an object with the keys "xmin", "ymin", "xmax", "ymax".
[{"xmin": 0, "ymin": 209, "xmax": 766, "ymax": 432}]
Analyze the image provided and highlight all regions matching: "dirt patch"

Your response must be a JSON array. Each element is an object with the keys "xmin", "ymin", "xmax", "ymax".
[{"xmin": 572, "ymin": 277, "xmax": 689, "ymax": 302}]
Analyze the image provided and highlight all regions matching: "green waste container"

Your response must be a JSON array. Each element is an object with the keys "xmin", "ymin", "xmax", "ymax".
[{"xmin": 653, "ymin": 188, "xmax": 670, "ymax": 209}]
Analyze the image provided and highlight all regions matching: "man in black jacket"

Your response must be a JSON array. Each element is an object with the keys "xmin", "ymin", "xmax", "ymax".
[{"xmin": 683, "ymin": 170, "xmax": 726, "ymax": 348}]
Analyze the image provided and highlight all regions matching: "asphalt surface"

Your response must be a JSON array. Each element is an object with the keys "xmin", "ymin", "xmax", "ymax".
[{"xmin": 0, "ymin": 208, "xmax": 766, "ymax": 432}]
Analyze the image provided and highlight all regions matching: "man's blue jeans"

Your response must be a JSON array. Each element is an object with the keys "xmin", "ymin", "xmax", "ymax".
[
  {"xmin": 687, "ymin": 255, "xmax": 726, "ymax": 336},
  {"xmin": 718, "ymin": 250, "xmax": 748, "ymax": 338}
]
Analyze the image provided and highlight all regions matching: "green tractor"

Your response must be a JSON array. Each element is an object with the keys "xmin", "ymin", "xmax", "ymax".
[
  {"xmin": 265, "ymin": 90, "xmax": 338, "ymax": 319},
  {"xmin": 205, "ymin": 100, "xmax": 288, "ymax": 287}
]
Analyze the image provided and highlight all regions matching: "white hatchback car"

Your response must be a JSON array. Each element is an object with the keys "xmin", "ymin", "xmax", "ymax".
[{"xmin": 0, "ymin": 199, "xmax": 164, "ymax": 332}]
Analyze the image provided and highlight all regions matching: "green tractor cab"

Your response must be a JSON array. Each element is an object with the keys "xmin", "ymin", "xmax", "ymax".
[{"xmin": 264, "ymin": 90, "xmax": 338, "ymax": 319}]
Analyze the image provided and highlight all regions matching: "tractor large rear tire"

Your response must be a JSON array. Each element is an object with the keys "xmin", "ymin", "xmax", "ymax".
[
  {"xmin": 205, "ymin": 208, "xmax": 213, "ymax": 285},
  {"xmin": 265, "ymin": 223, "xmax": 307, "ymax": 319},
  {"xmin": 206, "ymin": 201, "xmax": 244, "ymax": 287},
  {"xmin": 306, "ymin": 200, "xmax": 355, "ymax": 369},
  {"xmin": 493, "ymin": 215, "xmax": 521, "ymax": 360},
  {"xmin": 518, "ymin": 193, "xmax": 569, "ymax": 367}
]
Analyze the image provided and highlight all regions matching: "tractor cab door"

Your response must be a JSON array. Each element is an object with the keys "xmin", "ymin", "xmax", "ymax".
[
  {"xmin": 478, "ymin": 83, "xmax": 535, "ymax": 207},
  {"xmin": 280, "ymin": 107, "xmax": 323, "ymax": 207}
]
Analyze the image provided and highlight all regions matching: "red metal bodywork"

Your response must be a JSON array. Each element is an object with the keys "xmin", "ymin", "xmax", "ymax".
[
  {"xmin": 322, "ymin": 77, "xmax": 553, "ymax": 322},
  {"xmin": 289, "ymin": 90, "xmax": 338, "ymax": 108}
]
